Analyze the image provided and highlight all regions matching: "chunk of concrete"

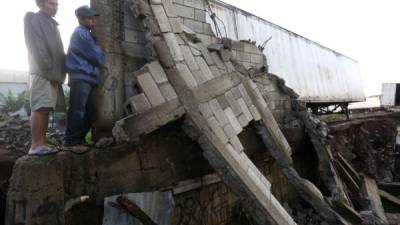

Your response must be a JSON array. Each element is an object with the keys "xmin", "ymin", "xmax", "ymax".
[
  {"xmin": 126, "ymin": 93, "xmax": 152, "ymax": 114},
  {"xmin": 151, "ymin": 5, "xmax": 172, "ymax": 32},
  {"xmin": 224, "ymin": 107, "xmax": 242, "ymax": 135},
  {"xmin": 181, "ymin": 45, "xmax": 200, "ymax": 70},
  {"xmin": 237, "ymin": 98, "xmax": 253, "ymax": 122},
  {"xmin": 137, "ymin": 73, "xmax": 166, "ymax": 107},
  {"xmin": 195, "ymin": 56, "xmax": 214, "ymax": 80},
  {"xmin": 175, "ymin": 62, "xmax": 198, "ymax": 89},
  {"xmin": 147, "ymin": 61, "xmax": 168, "ymax": 84},
  {"xmin": 209, "ymin": 98, "xmax": 229, "ymax": 126},
  {"xmin": 207, "ymin": 116, "xmax": 229, "ymax": 144},
  {"xmin": 230, "ymin": 136, "xmax": 244, "ymax": 153},
  {"xmin": 159, "ymin": 82, "xmax": 178, "ymax": 101},
  {"xmin": 163, "ymin": 33, "xmax": 184, "ymax": 62}
]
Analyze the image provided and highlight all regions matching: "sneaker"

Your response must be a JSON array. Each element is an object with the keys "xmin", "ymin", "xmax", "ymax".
[
  {"xmin": 28, "ymin": 146, "xmax": 59, "ymax": 156},
  {"xmin": 62, "ymin": 144, "xmax": 90, "ymax": 154}
]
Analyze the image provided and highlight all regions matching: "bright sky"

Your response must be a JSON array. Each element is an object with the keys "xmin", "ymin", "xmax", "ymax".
[{"xmin": 1, "ymin": 0, "xmax": 399, "ymax": 96}]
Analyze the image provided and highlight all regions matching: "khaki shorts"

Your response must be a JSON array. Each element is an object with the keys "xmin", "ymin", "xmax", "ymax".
[{"xmin": 30, "ymin": 75, "xmax": 66, "ymax": 112}]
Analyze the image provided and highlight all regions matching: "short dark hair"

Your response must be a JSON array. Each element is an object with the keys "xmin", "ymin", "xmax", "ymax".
[{"xmin": 35, "ymin": 0, "xmax": 47, "ymax": 6}]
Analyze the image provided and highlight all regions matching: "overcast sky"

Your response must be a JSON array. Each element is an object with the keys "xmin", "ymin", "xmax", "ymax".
[{"xmin": 1, "ymin": 0, "xmax": 399, "ymax": 96}]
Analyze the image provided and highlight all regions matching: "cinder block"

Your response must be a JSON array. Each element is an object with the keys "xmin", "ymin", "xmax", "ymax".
[
  {"xmin": 194, "ymin": 9, "xmax": 206, "ymax": 22},
  {"xmin": 224, "ymin": 107, "xmax": 242, "ymax": 135},
  {"xmin": 183, "ymin": 0, "xmax": 205, "ymax": 10},
  {"xmin": 244, "ymin": 43, "xmax": 258, "ymax": 53},
  {"xmin": 210, "ymin": 51, "xmax": 227, "ymax": 71},
  {"xmin": 199, "ymin": 102, "xmax": 213, "ymax": 118},
  {"xmin": 251, "ymin": 54, "xmax": 264, "ymax": 64},
  {"xmin": 124, "ymin": 29, "xmax": 145, "ymax": 44},
  {"xmin": 237, "ymin": 113, "xmax": 249, "ymax": 128},
  {"xmin": 238, "ymin": 84, "xmax": 253, "ymax": 107},
  {"xmin": 223, "ymin": 123, "xmax": 236, "ymax": 139},
  {"xmin": 163, "ymin": 33, "xmax": 184, "ymax": 62},
  {"xmin": 237, "ymin": 98, "xmax": 253, "ymax": 122},
  {"xmin": 159, "ymin": 82, "xmax": 178, "ymax": 101},
  {"xmin": 175, "ymin": 4, "xmax": 195, "ymax": 19},
  {"xmin": 169, "ymin": 17, "xmax": 183, "ymax": 33},
  {"xmin": 195, "ymin": 57, "xmax": 214, "ymax": 80},
  {"xmin": 137, "ymin": 73, "xmax": 166, "ymax": 107},
  {"xmin": 126, "ymin": 93, "xmax": 152, "ymax": 114},
  {"xmin": 175, "ymin": 62, "xmax": 198, "ymax": 89},
  {"xmin": 217, "ymin": 95, "xmax": 229, "ymax": 110},
  {"xmin": 203, "ymin": 23, "xmax": 214, "ymax": 35},
  {"xmin": 175, "ymin": 34, "xmax": 185, "ymax": 45},
  {"xmin": 191, "ymin": 69, "xmax": 208, "ymax": 85},
  {"xmin": 219, "ymin": 49, "xmax": 232, "ymax": 62},
  {"xmin": 224, "ymin": 90, "xmax": 242, "ymax": 116},
  {"xmin": 189, "ymin": 45, "xmax": 202, "ymax": 56},
  {"xmin": 172, "ymin": 0, "xmax": 183, "ymax": 4},
  {"xmin": 237, "ymin": 51, "xmax": 251, "ymax": 62},
  {"xmin": 225, "ymin": 61, "xmax": 235, "ymax": 73},
  {"xmin": 247, "ymin": 165, "xmax": 267, "ymax": 191},
  {"xmin": 151, "ymin": 5, "xmax": 172, "ymax": 32},
  {"xmin": 183, "ymin": 18, "xmax": 203, "ymax": 33},
  {"xmin": 207, "ymin": 116, "xmax": 229, "ymax": 144},
  {"xmin": 230, "ymin": 135, "xmax": 244, "ymax": 153},
  {"xmin": 162, "ymin": 0, "xmax": 178, "ymax": 17},
  {"xmin": 180, "ymin": 45, "xmax": 200, "ymax": 70},
  {"xmin": 232, "ymin": 41, "xmax": 245, "ymax": 51},
  {"xmin": 147, "ymin": 61, "xmax": 168, "ymax": 84},
  {"xmin": 199, "ymin": 45, "xmax": 215, "ymax": 65},
  {"xmin": 231, "ymin": 86, "xmax": 241, "ymax": 99},
  {"xmin": 249, "ymin": 105, "xmax": 262, "ymax": 121},
  {"xmin": 209, "ymin": 65, "xmax": 222, "ymax": 78},
  {"xmin": 209, "ymin": 98, "xmax": 229, "ymax": 126}
]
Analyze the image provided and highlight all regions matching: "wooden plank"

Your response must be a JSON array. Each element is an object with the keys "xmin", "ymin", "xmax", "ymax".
[
  {"xmin": 337, "ymin": 153, "xmax": 361, "ymax": 184},
  {"xmin": 335, "ymin": 160, "xmax": 360, "ymax": 193},
  {"xmin": 333, "ymin": 201, "xmax": 363, "ymax": 225},
  {"xmin": 379, "ymin": 189, "xmax": 400, "ymax": 211},
  {"xmin": 386, "ymin": 213, "xmax": 400, "ymax": 225},
  {"xmin": 361, "ymin": 176, "xmax": 388, "ymax": 224},
  {"xmin": 255, "ymin": 124, "xmax": 351, "ymax": 225},
  {"xmin": 378, "ymin": 182, "xmax": 400, "ymax": 196}
]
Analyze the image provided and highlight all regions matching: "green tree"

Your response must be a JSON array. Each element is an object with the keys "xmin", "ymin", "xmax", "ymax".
[{"xmin": 0, "ymin": 89, "xmax": 29, "ymax": 115}]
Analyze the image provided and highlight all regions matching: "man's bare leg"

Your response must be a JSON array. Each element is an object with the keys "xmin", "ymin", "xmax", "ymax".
[{"xmin": 30, "ymin": 110, "xmax": 50, "ymax": 150}]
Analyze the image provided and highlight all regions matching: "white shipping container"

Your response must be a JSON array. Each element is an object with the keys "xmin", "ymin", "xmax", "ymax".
[
  {"xmin": 208, "ymin": 0, "xmax": 365, "ymax": 103},
  {"xmin": 381, "ymin": 83, "xmax": 398, "ymax": 107}
]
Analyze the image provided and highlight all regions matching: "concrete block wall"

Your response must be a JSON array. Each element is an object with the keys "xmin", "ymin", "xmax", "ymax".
[
  {"xmin": 254, "ymin": 75, "xmax": 294, "ymax": 123},
  {"xmin": 231, "ymin": 41, "xmax": 267, "ymax": 69},
  {"xmin": 172, "ymin": 0, "xmax": 217, "ymax": 45},
  {"xmin": 123, "ymin": 5, "xmax": 152, "ymax": 59}
]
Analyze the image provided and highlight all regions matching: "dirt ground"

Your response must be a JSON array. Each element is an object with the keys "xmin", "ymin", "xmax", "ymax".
[{"xmin": 329, "ymin": 111, "xmax": 400, "ymax": 183}]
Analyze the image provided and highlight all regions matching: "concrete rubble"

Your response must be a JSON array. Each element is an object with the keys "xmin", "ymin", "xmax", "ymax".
[{"xmin": 1, "ymin": 0, "xmax": 400, "ymax": 225}]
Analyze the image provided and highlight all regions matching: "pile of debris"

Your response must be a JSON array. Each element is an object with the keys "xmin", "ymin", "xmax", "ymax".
[{"xmin": 0, "ymin": 115, "xmax": 30, "ymax": 153}]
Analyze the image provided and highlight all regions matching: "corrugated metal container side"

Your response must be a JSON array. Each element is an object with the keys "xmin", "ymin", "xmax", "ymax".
[
  {"xmin": 208, "ymin": 0, "xmax": 365, "ymax": 103},
  {"xmin": 381, "ymin": 83, "xmax": 397, "ymax": 106}
]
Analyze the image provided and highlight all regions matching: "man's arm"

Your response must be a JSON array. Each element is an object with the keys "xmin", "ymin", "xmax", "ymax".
[
  {"xmin": 71, "ymin": 30, "xmax": 105, "ymax": 67},
  {"xmin": 24, "ymin": 14, "xmax": 53, "ymax": 71}
]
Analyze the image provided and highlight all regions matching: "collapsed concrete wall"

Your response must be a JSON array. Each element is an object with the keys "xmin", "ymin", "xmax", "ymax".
[{"xmin": 5, "ymin": 0, "xmax": 398, "ymax": 225}]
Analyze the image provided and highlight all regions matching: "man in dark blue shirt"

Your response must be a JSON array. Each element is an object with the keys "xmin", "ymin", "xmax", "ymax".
[{"xmin": 64, "ymin": 5, "xmax": 105, "ymax": 150}]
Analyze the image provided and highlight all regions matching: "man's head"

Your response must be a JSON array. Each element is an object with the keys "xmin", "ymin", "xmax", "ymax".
[
  {"xmin": 75, "ymin": 6, "xmax": 99, "ymax": 30},
  {"xmin": 36, "ymin": 0, "xmax": 58, "ymax": 17}
]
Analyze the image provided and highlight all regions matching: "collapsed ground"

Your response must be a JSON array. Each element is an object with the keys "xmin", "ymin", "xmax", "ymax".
[{"xmin": 1, "ymin": 110, "xmax": 400, "ymax": 225}]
